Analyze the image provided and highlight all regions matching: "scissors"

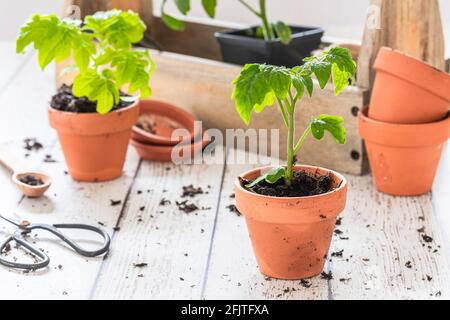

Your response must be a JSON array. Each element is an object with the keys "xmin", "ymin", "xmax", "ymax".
[{"xmin": 0, "ymin": 215, "xmax": 111, "ymax": 271}]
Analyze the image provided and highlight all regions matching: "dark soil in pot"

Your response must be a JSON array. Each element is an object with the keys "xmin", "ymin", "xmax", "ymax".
[
  {"xmin": 50, "ymin": 85, "xmax": 133, "ymax": 113},
  {"xmin": 18, "ymin": 175, "xmax": 44, "ymax": 186},
  {"xmin": 215, "ymin": 25, "xmax": 324, "ymax": 67},
  {"xmin": 242, "ymin": 170, "xmax": 333, "ymax": 197}
]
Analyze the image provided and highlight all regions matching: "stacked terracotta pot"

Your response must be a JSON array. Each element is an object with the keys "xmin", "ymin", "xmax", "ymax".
[
  {"xmin": 359, "ymin": 47, "xmax": 450, "ymax": 196},
  {"xmin": 130, "ymin": 100, "xmax": 207, "ymax": 162}
]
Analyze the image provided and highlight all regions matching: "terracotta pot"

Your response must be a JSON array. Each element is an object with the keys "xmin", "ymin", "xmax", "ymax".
[
  {"xmin": 48, "ymin": 101, "xmax": 139, "ymax": 182},
  {"xmin": 132, "ymin": 100, "xmax": 201, "ymax": 146},
  {"xmin": 359, "ymin": 108, "xmax": 450, "ymax": 196},
  {"xmin": 130, "ymin": 132, "xmax": 210, "ymax": 162},
  {"xmin": 235, "ymin": 165, "xmax": 347, "ymax": 280},
  {"xmin": 370, "ymin": 47, "xmax": 450, "ymax": 124}
]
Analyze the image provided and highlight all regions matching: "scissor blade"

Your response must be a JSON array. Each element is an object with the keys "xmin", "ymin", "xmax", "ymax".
[{"xmin": 0, "ymin": 215, "xmax": 21, "ymax": 227}]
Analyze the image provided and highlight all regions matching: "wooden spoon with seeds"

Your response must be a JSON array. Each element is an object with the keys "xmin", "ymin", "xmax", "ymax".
[{"xmin": 0, "ymin": 148, "xmax": 51, "ymax": 197}]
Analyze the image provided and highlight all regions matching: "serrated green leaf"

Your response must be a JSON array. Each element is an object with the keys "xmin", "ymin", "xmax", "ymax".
[
  {"xmin": 161, "ymin": 12, "xmax": 186, "ymax": 31},
  {"xmin": 301, "ymin": 76, "xmax": 313, "ymax": 96},
  {"xmin": 291, "ymin": 76, "xmax": 304, "ymax": 100},
  {"xmin": 310, "ymin": 61, "xmax": 331, "ymax": 89},
  {"xmin": 245, "ymin": 167, "xmax": 286, "ymax": 188},
  {"xmin": 311, "ymin": 114, "xmax": 346, "ymax": 144},
  {"xmin": 174, "ymin": 0, "xmax": 190, "ymax": 15},
  {"xmin": 273, "ymin": 21, "xmax": 292, "ymax": 45},
  {"xmin": 73, "ymin": 69, "xmax": 119, "ymax": 114},
  {"xmin": 331, "ymin": 63, "xmax": 349, "ymax": 95},
  {"xmin": 232, "ymin": 64, "xmax": 292, "ymax": 125},
  {"xmin": 201, "ymin": 0, "xmax": 217, "ymax": 18}
]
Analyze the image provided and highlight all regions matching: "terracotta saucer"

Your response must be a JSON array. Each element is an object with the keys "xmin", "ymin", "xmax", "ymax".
[
  {"xmin": 132, "ymin": 100, "xmax": 201, "ymax": 146},
  {"xmin": 130, "ymin": 132, "xmax": 211, "ymax": 162}
]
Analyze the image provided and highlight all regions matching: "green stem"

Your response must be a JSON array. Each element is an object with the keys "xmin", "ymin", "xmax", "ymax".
[
  {"xmin": 277, "ymin": 97, "xmax": 288, "ymax": 127},
  {"xmin": 285, "ymin": 106, "xmax": 295, "ymax": 187},
  {"xmin": 293, "ymin": 126, "xmax": 311, "ymax": 155},
  {"xmin": 238, "ymin": 0, "xmax": 261, "ymax": 17},
  {"xmin": 258, "ymin": 0, "xmax": 274, "ymax": 41}
]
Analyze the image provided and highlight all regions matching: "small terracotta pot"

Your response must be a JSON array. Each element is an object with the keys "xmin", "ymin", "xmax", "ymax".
[
  {"xmin": 130, "ymin": 132, "xmax": 210, "ymax": 162},
  {"xmin": 235, "ymin": 165, "xmax": 347, "ymax": 280},
  {"xmin": 370, "ymin": 47, "xmax": 450, "ymax": 124},
  {"xmin": 359, "ymin": 108, "xmax": 450, "ymax": 196},
  {"xmin": 49, "ymin": 101, "xmax": 139, "ymax": 182},
  {"xmin": 132, "ymin": 100, "xmax": 201, "ymax": 146}
]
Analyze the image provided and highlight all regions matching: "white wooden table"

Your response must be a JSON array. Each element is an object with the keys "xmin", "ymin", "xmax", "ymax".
[{"xmin": 1, "ymin": 42, "xmax": 449, "ymax": 300}]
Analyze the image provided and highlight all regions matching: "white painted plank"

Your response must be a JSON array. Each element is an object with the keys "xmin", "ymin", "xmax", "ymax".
[
  {"xmin": 202, "ymin": 149, "xmax": 330, "ymax": 300},
  {"xmin": 92, "ymin": 153, "xmax": 226, "ymax": 300},
  {"xmin": 328, "ymin": 175, "xmax": 450, "ymax": 299},
  {"xmin": 433, "ymin": 141, "xmax": 450, "ymax": 245}
]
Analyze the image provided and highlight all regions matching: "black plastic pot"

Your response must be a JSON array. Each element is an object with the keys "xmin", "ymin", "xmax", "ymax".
[{"xmin": 215, "ymin": 25, "xmax": 324, "ymax": 67}]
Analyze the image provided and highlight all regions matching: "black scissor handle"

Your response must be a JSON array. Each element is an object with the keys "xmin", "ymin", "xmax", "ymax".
[
  {"xmin": 0, "ymin": 235, "xmax": 50, "ymax": 270},
  {"xmin": 31, "ymin": 224, "xmax": 111, "ymax": 258}
]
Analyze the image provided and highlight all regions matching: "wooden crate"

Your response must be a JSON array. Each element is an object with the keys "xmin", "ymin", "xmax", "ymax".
[{"xmin": 61, "ymin": 0, "xmax": 447, "ymax": 175}]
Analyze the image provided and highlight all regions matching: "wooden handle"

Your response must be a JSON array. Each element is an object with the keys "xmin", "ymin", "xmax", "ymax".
[{"xmin": 0, "ymin": 147, "xmax": 27, "ymax": 173}]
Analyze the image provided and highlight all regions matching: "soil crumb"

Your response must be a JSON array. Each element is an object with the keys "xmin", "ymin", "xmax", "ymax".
[
  {"xmin": 243, "ymin": 170, "xmax": 333, "ymax": 197},
  {"xmin": 51, "ymin": 84, "xmax": 132, "ymax": 113},
  {"xmin": 182, "ymin": 185, "xmax": 204, "ymax": 198},
  {"xmin": 176, "ymin": 200, "xmax": 199, "ymax": 213},
  {"xmin": 19, "ymin": 175, "xmax": 44, "ymax": 186},
  {"xmin": 24, "ymin": 138, "xmax": 43, "ymax": 152}
]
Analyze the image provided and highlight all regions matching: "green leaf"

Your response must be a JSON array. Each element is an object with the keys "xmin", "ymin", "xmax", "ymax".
[
  {"xmin": 84, "ymin": 10, "xmax": 146, "ymax": 49},
  {"xmin": 73, "ymin": 69, "xmax": 120, "ymax": 114},
  {"xmin": 301, "ymin": 76, "xmax": 313, "ymax": 96},
  {"xmin": 72, "ymin": 33, "xmax": 95, "ymax": 72},
  {"xmin": 310, "ymin": 61, "xmax": 331, "ymax": 89},
  {"xmin": 174, "ymin": 0, "xmax": 190, "ymax": 15},
  {"xmin": 291, "ymin": 76, "xmax": 304, "ymax": 100},
  {"xmin": 245, "ymin": 167, "xmax": 286, "ymax": 188},
  {"xmin": 311, "ymin": 114, "xmax": 346, "ymax": 144},
  {"xmin": 201, "ymin": 0, "xmax": 217, "ymax": 18},
  {"xmin": 232, "ymin": 64, "xmax": 292, "ymax": 125},
  {"xmin": 331, "ymin": 63, "xmax": 349, "ymax": 95},
  {"xmin": 161, "ymin": 12, "xmax": 186, "ymax": 31},
  {"xmin": 273, "ymin": 21, "xmax": 292, "ymax": 44}
]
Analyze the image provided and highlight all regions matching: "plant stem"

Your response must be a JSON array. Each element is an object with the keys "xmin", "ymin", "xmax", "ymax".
[
  {"xmin": 277, "ymin": 97, "xmax": 289, "ymax": 127},
  {"xmin": 293, "ymin": 126, "xmax": 311, "ymax": 154},
  {"xmin": 285, "ymin": 105, "xmax": 295, "ymax": 187},
  {"xmin": 238, "ymin": 0, "xmax": 261, "ymax": 17},
  {"xmin": 258, "ymin": 0, "xmax": 274, "ymax": 41}
]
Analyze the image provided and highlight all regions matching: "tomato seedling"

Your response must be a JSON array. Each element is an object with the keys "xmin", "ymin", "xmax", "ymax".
[
  {"xmin": 232, "ymin": 47, "xmax": 356, "ymax": 187},
  {"xmin": 16, "ymin": 10, "xmax": 155, "ymax": 114}
]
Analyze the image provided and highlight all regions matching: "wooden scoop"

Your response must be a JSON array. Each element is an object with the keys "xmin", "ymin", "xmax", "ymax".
[{"xmin": 0, "ymin": 148, "xmax": 51, "ymax": 197}]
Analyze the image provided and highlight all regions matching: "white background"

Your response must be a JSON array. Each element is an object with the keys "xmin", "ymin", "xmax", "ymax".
[{"xmin": 1, "ymin": 0, "xmax": 449, "ymax": 52}]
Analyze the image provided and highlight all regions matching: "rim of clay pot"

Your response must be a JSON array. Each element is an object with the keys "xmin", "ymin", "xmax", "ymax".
[
  {"xmin": 48, "ymin": 99, "xmax": 140, "ymax": 136},
  {"xmin": 235, "ymin": 165, "xmax": 347, "ymax": 224},
  {"xmin": 359, "ymin": 107, "xmax": 450, "ymax": 147},
  {"xmin": 132, "ymin": 100, "xmax": 201, "ymax": 146},
  {"xmin": 130, "ymin": 132, "xmax": 210, "ymax": 162},
  {"xmin": 374, "ymin": 47, "xmax": 450, "ymax": 102}
]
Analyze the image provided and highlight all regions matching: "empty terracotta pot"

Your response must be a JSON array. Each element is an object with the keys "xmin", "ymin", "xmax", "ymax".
[
  {"xmin": 132, "ymin": 100, "xmax": 201, "ymax": 146},
  {"xmin": 49, "ymin": 101, "xmax": 139, "ymax": 182},
  {"xmin": 235, "ymin": 165, "xmax": 347, "ymax": 280},
  {"xmin": 370, "ymin": 47, "xmax": 450, "ymax": 124},
  {"xmin": 359, "ymin": 108, "xmax": 450, "ymax": 196}
]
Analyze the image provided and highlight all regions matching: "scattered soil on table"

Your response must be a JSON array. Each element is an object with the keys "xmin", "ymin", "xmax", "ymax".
[
  {"xmin": 336, "ymin": 217, "xmax": 342, "ymax": 225},
  {"xmin": 110, "ymin": 199, "xmax": 122, "ymax": 206},
  {"xmin": 242, "ymin": 170, "xmax": 333, "ymax": 197},
  {"xmin": 44, "ymin": 154, "xmax": 57, "ymax": 163},
  {"xmin": 159, "ymin": 198, "xmax": 171, "ymax": 206},
  {"xmin": 51, "ymin": 84, "xmax": 133, "ymax": 113},
  {"xmin": 24, "ymin": 138, "xmax": 43, "ymax": 152},
  {"xmin": 321, "ymin": 271, "xmax": 333, "ymax": 280},
  {"xmin": 300, "ymin": 279, "xmax": 312, "ymax": 288},
  {"xmin": 133, "ymin": 263, "xmax": 148, "ymax": 268},
  {"xmin": 226, "ymin": 204, "xmax": 241, "ymax": 216},
  {"xmin": 331, "ymin": 249, "xmax": 344, "ymax": 257},
  {"xmin": 181, "ymin": 185, "xmax": 204, "ymax": 198},
  {"xmin": 405, "ymin": 261, "xmax": 413, "ymax": 269},
  {"xmin": 19, "ymin": 175, "xmax": 44, "ymax": 186},
  {"xmin": 176, "ymin": 200, "xmax": 199, "ymax": 213}
]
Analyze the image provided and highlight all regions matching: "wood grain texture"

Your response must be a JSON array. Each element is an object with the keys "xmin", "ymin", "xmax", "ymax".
[
  {"xmin": 92, "ymin": 153, "xmax": 226, "ymax": 299},
  {"xmin": 202, "ymin": 150, "xmax": 330, "ymax": 300},
  {"xmin": 328, "ymin": 175, "xmax": 450, "ymax": 299},
  {"xmin": 357, "ymin": 0, "xmax": 445, "ymax": 90},
  {"xmin": 149, "ymin": 50, "xmax": 366, "ymax": 175}
]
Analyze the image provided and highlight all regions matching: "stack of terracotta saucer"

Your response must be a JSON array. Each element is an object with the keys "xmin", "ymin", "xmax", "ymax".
[
  {"xmin": 130, "ymin": 100, "xmax": 210, "ymax": 162},
  {"xmin": 359, "ymin": 47, "xmax": 450, "ymax": 196}
]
